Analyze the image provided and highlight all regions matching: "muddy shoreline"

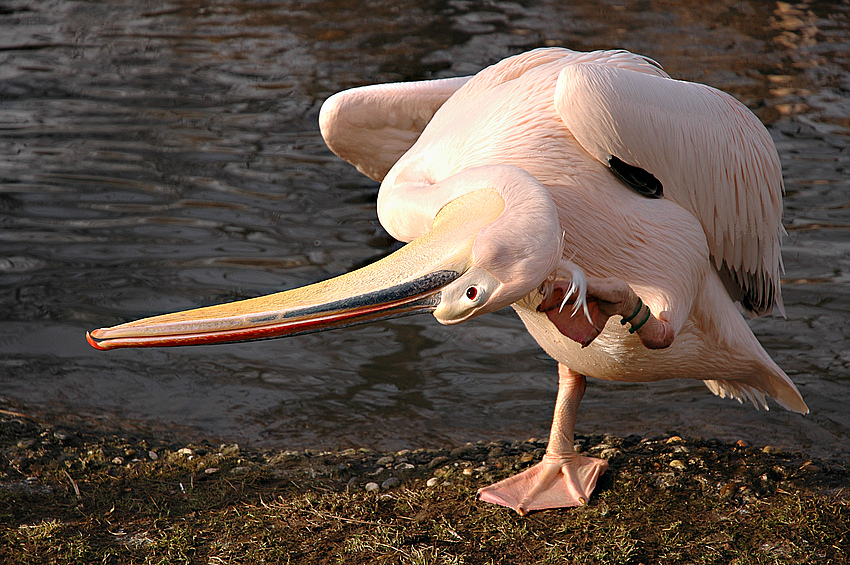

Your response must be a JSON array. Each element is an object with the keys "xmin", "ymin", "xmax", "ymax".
[{"xmin": 1, "ymin": 403, "xmax": 847, "ymax": 563}]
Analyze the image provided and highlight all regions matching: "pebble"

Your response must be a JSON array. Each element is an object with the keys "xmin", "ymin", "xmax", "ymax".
[
  {"xmin": 428, "ymin": 456, "xmax": 450, "ymax": 469},
  {"xmin": 376, "ymin": 456, "xmax": 394, "ymax": 467},
  {"xmin": 381, "ymin": 477, "xmax": 400, "ymax": 489},
  {"xmin": 800, "ymin": 461, "xmax": 821, "ymax": 473},
  {"xmin": 204, "ymin": 467, "xmax": 219, "ymax": 475},
  {"xmin": 177, "ymin": 447, "xmax": 194, "ymax": 457},
  {"xmin": 719, "ymin": 482, "xmax": 738, "ymax": 499},
  {"xmin": 220, "ymin": 444, "xmax": 240, "ymax": 457},
  {"xmin": 111, "ymin": 456, "xmax": 124, "ymax": 465},
  {"xmin": 762, "ymin": 445, "xmax": 781, "ymax": 455},
  {"xmin": 450, "ymin": 444, "xmax": 475, "ymax": 458},
  {"xmin": 365, "ymin": 482, "xmax": 380, "ymax": 492},
  {"xmin": 148, "ymin": 451, "xmax": 158, "ymax": 461},
  {"xmin": 666, "ymin": 435, "xmax": 684, "ymax": 444},
  {"xmin": 426, "ymin": 477, "xmax": 439, "ymax": 487},
  {"xmin": 669, "ymin": 459, "xmax": 687, "ymax": 470}
]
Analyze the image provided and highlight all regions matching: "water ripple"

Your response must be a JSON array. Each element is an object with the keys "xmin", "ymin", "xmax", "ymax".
[{"xmin": 0, "ymin": 0, "xmax": 848, "ymax": 460}]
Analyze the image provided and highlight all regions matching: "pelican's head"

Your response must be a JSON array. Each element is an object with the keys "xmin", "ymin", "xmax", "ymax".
[{"xmin": 88, "ymin": 177, "xmax": 562, "ymax": 350}]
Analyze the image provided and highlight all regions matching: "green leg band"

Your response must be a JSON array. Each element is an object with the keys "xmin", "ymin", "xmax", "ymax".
[
  {"xmin": 620, "ymin": 297, "xmax": 643, "ymax": 325},
  {"xmin": 628, "ymin": 305, "xmax": 652, "ymax": 334}
]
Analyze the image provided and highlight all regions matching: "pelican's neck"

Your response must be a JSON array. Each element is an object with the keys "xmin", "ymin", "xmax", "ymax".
[
  {"xmin": 378, "ymin": 165, "xmax": 564, "ymax": 308},
  {"xmin": 378, "ymin": 165, "xmax": 554, "ymax": 239}
]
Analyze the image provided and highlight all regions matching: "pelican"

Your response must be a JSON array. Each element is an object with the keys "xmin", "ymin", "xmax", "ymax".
[{"xmin": 88, "ymin": 48, "xmax": 808, "ymax": 515}]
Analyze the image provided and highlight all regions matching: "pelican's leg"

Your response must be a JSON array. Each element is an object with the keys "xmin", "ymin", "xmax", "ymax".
[
  {"xmin": 477, "ymin": 365, "xmax": 608, "ymax": 515},
  {"xmin": 540, "ymin": 275, "xmax": 675, "ymax": 350}
]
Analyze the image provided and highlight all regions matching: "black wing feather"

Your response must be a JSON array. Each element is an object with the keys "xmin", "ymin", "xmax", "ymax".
[{"xmin": 608, "ymin": 155, "xmax": 663, "ymax": 199}]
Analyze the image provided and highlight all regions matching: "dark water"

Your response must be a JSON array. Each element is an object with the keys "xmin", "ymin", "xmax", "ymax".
[{"xmin": 1, "ymin": 0, "xmax": 848, "ymax": 460}]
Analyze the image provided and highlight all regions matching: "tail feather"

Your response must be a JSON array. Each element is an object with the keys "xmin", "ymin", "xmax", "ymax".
[
  {"xmin": 703, "ymin": 375, "xmax": 808, "ymax": 414},
  {"xmin": 704, "ymin": 379, "xmax": 769, "ymax": 410},
  {"xmin": 699, "ymin": 274, "xmax": 808, "ymax": 415}
]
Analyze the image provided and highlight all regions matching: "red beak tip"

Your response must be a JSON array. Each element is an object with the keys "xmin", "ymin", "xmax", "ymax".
[{"xmin": 87, "ymin": 331, "xmax": 109, "ymax": 350}]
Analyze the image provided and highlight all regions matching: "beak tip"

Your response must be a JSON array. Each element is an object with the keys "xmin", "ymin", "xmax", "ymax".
[{"xmin": 87, "ymin": 330, "xmax": 109, "ymax": 350}]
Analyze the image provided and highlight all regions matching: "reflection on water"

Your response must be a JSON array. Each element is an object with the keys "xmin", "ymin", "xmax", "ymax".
[{"xmin": 1, "ymin": 0, "xmax": 848, "ymax": 460}]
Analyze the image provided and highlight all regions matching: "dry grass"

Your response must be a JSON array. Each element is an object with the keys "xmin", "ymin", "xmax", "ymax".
[{"xmin": 0, "ymin": 414, "xmax": 847, "ymax": 564}]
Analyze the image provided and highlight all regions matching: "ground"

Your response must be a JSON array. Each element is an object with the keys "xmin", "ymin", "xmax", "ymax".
[{"xmin": 0, "ymin": 402, "xmax": 847, "ymax": 564}]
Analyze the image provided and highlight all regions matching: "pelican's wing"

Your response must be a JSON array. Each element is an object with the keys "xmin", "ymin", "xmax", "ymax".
[
  {"xmin": 319, "ymin": 76, "xmax": 472, "ymax": 182},
  {"xmin": 555, "ymin": 63, "xmax": 784, "ymax": 316}
]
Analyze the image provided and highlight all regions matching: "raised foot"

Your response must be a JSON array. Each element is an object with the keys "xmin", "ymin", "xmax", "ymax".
[{"xmin": 477, "ymin": 453, "xmax": 608, "ymax": 515}]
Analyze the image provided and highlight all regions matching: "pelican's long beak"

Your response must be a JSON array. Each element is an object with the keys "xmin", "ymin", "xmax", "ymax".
[{"xmin": 87, "ymin": 189, "xmax": 505, "ymax": 350}]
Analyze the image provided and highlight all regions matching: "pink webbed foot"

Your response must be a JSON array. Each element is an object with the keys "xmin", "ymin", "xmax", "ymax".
[{"xmin": 477, "ymin": 452, "xmax": 608, "ymax": 515}]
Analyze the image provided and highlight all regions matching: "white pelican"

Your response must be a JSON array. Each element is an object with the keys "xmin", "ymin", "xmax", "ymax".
[{"xmin": 88, "ymin": 48, "xmax": 808, "ymax": 515}]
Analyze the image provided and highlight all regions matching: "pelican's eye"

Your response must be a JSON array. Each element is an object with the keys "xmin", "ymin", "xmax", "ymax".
[{"xmin": 433, "ymin": 268, "xmax": 501, "ymax": 324}]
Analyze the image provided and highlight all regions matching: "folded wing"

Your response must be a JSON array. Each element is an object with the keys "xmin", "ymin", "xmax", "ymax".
[{"xmin": 555, "ymin": 63, "xmax": 784, "ymax": 316}]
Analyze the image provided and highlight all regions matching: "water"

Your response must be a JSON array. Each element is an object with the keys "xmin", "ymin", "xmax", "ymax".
[{"xmin": 1, "ymin": 0, "xmax": 848, "ymax": 461}]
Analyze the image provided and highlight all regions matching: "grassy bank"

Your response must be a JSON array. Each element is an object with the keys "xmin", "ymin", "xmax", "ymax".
[{"xmin": 0, "ymin": 408, "xmax": 847, "ymax": 564}]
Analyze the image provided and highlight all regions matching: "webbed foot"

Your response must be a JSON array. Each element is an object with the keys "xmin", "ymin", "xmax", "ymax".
[{"xmin": 477, "ymin": 452, "xmax": 608, "ymax": 515}]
